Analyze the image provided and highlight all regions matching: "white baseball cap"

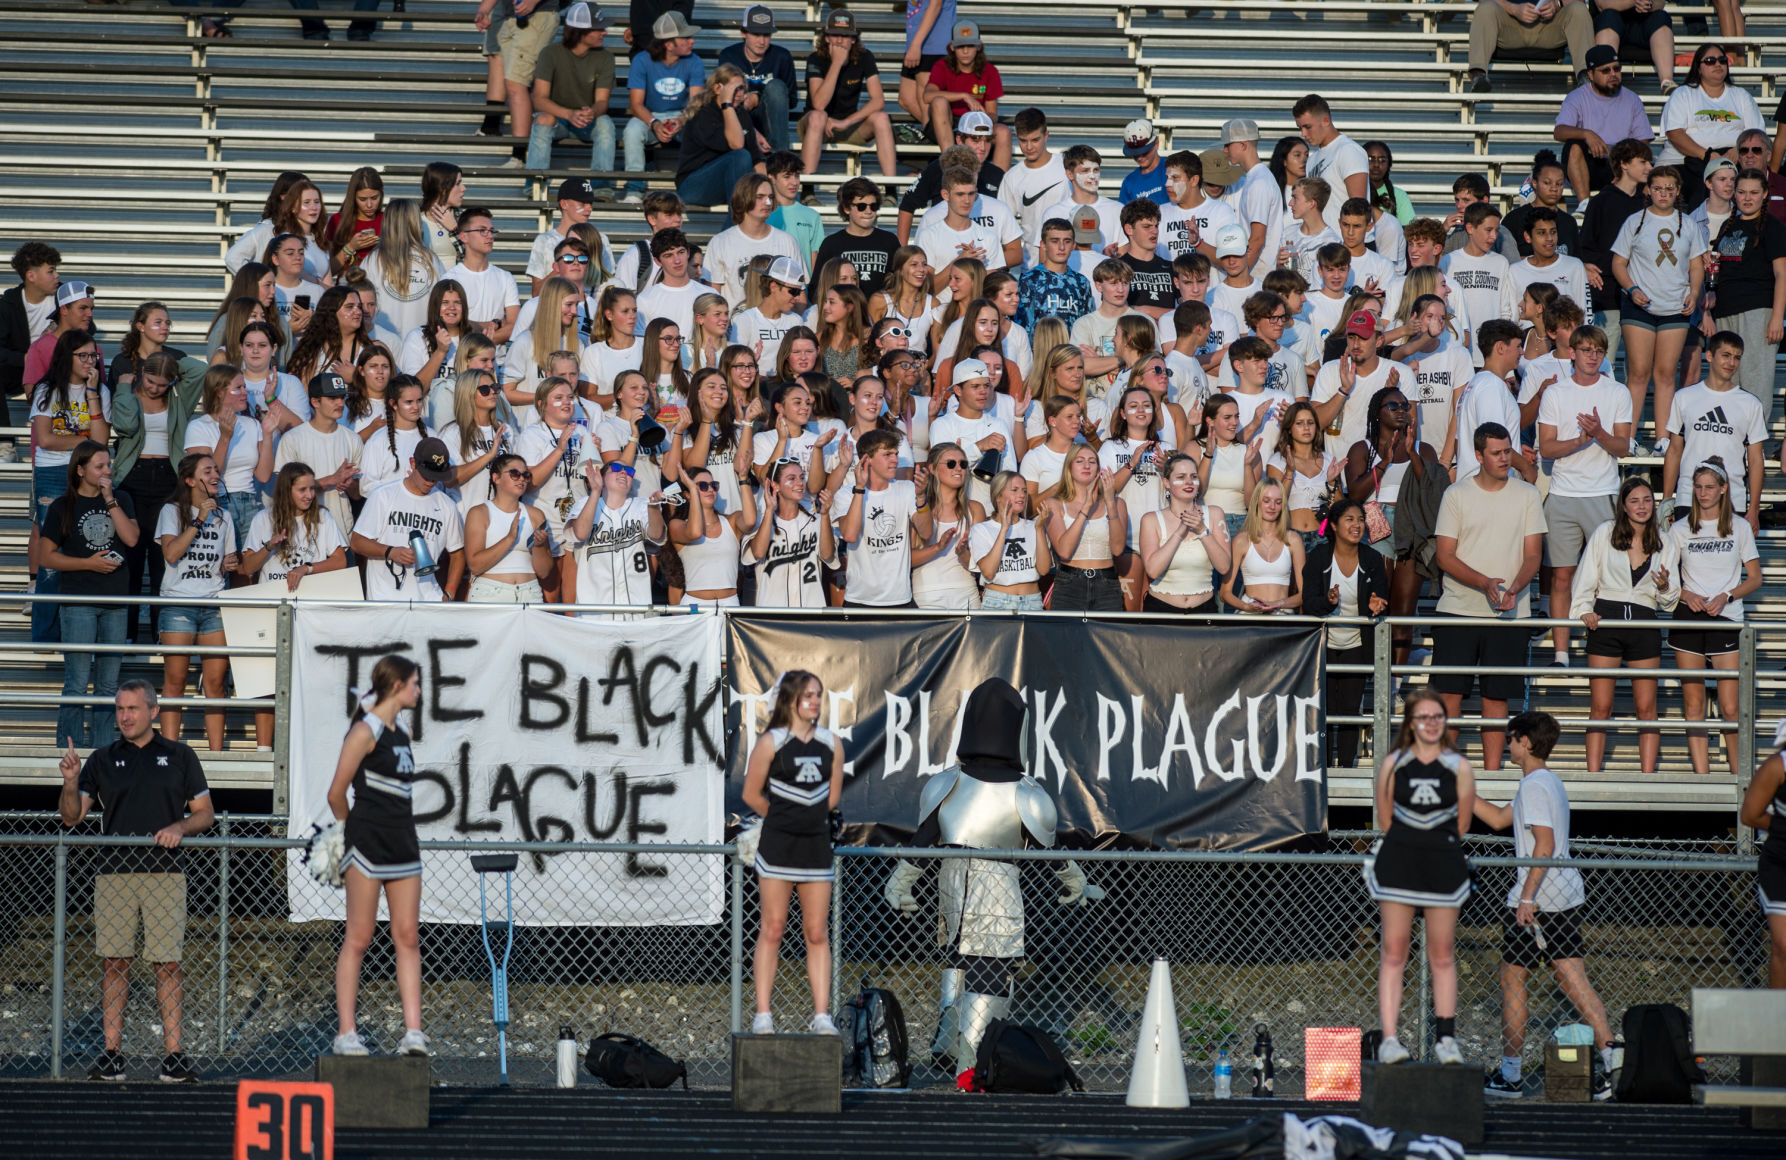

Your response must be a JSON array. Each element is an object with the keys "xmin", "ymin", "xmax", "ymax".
[
  {"xmin": 1213, "ymin": 224, "xmax": 1249, "ymax": 259},
  {"xmin": 765, "ymin": 255, "xmax": 805, "ymax": 288},
  {"xmin": 956, "ymin": 110, "xmax": 995, "ymax": 138},
  {"xmin": 564, "ymin": 3, "xmax": 608, "ymax": 29},
  {"xmin": 951, "ymin": 357, "xmax": 991, "ymax": 386}
]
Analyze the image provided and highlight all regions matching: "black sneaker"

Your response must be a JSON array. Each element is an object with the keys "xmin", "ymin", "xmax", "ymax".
[
  {"xmin": 88, "ymin": 1050, "xmax": 125, "ymax": 1081},
  {"xmin": 159, "ymin": 1052, "xmax": 197, "ymax": 1083},
  {"xmin": 1591, "ymin": 1060, "xmax": 1613, "ymax": 1101},
  {"xmin": 1483, "ymin": 1069, "xmax": 1524, "ymax": 1099}
]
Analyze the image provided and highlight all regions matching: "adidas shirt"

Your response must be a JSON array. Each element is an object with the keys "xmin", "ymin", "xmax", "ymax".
[{"xmin": 1666, "ymin": 383, "xmax": 1767, "ymax": 512}]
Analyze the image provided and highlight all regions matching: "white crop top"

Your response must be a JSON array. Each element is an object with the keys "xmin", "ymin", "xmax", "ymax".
[
  {"xmin": 1061, "ymin": 507, "xmax": 1115, "ymax": 563},
  {"xmin": 1241, "ymin": 538, "xmax": 1294, "ymax": 589},
  {"xmin": 1149, "ymin": 507, "xmax": 1216, "ymax": 597},
  {"xmin": 679, "ymin": 514, "xmax": 740, "ymax": 592},
  {"xmin": 140, "ymin": 406, "xmax": 171, "ymax": 458},
  {"xmin": 1203, "ymin": 442, "xmax": 1246, "ymax": 511},
  {"xmin": 479, "ymin": 503, "xmax": 540, "ymax": 576}
]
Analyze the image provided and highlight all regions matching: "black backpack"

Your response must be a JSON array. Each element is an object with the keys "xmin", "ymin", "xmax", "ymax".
[
  {"xmin": 1614, "ymin": 1004, "xmax": 1704, "ymax": 1103},
  {"xmin": 843, "ymin": 980, "xmax": 911, "ymax": 1089},
  {"xmin": 971, "ymin": 1019, "xmax": 1084, "ymax": 1094},
  {"xmin": 585, "ymin": 1032, "xmax": 689, "ymax": 1090}
]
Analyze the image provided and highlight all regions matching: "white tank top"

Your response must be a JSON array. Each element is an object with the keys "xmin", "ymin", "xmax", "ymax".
[
  {"xmin": 1149, "ymin": 507, "xmax": 1215, "ymax": 597},
  {"xmin": 1373, "ymin": 456, "xmax": 1410, "ymax": 505},
  {"xmin": 911, "ymin": 509, "xmax": 980, "ymax": 606},
  {"xmin": 141, "ymin": 406, "xmax": 171, "ymax": 458},
  {"xmin": 679, "ymin": 513, "xmax": 740, "ymax": 592},
  {"xmin": 1061, "ymin": 506, "xmax": 1114, "ymax": 562},
  {"xmin": 1203, "ymin": 442, "xmax": 1246, "ymax": 512},
  {"xmin": 1242, "ymin": 538, "xmax": 1294, "ymax": 589},
  {"xmin": 878, "ymin": 291, "xmax": 938, "ymax": 354},
  {"xmin": 480, "ymin": 502, "xmax": 538, "ymax": 575}
]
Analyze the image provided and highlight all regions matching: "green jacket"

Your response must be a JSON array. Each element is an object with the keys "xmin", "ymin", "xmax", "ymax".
[{"xmin": 110, "ymin": 355, "xmax": 206, "ymax": 483}]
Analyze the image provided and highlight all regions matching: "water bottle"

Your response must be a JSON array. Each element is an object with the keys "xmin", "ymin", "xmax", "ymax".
[
  {"xmin": 556, "ymin": 1025, "xmax": 577, "ymax": 1088},
  {"xmin": 1213, "ymin": 1049, "xmax": 1232, "ymax": 1099},
  {"xmin": 1251, "ymin": 1024, "xmax": 1275, "ymax": 1098}
]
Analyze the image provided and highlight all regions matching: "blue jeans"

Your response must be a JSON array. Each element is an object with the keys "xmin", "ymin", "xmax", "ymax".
[
  {"xmin": 33, "ymin": 463, "xmax": 67, "ymax": 643},
  {"xmin": 59, "ymin": 604, "xmax": 126, "ymax": 749},
  {"xmin": 222, "ymin": 489, "xmax": 262, "ymax": 552},
  {"xmin": 527, "ymin": 113, "xmax": 616, "ymax": 173},
  {"xmin": 676, "ymin": 149, "xmax": 756, "ymax": 208},
  {"xmin": 623, "ymin": 117, "xmax": 680, "ymax": 196},
  {"xmin": 752, "ymin": 78, "xmax": 791, "ymax": 153}
]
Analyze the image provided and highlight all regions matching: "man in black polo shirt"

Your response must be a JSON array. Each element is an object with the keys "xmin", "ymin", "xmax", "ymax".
[{"xmin": 59, "ymin": 679, "xmax": 212, "ymax": 1083}]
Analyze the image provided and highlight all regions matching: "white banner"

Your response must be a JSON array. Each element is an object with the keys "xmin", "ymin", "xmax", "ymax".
[{"xmin": 286, "ymin": 604, "xmax": 726, "ymax": 926}]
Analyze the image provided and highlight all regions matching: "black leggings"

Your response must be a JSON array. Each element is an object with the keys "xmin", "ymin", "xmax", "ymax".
[
  {"xmin": 1142, "ymin": 592, "xmax": 1215, "ymax": 614},
  {"xmin": 117, "ymin": 457, "xmax": 176, "ymax": 641},
  {"xmin": 1327, "ymin": 642, "xmax": 1373, "ymax": 768}
]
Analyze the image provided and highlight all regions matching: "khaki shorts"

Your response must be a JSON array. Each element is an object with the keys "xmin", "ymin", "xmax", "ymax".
[
  {"xmin": 94, "ymin": 873, "xmax": 187, "ymax": 963},
  {"xmin": 798, "ymin": 111, "xmax": 879, "ymax": 145},
  {"xmin": 498, "ymin": 10, "xmax": 557, "ymax": 87}
]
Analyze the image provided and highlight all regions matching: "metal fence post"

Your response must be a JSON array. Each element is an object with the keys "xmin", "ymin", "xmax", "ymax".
[
  {"xmin": 272, "ymin": 601, "xmax": 296, "ymax": 816},
  {"xmin": 1373, "ymin": 619, "xmax": 1393, "ymax": 764},
  {"xmin": 1415, "ymin": 922, "xmax": 1431, "ymax": 1053},
  {"xmin": 49, "ymin": 832, "xmax": 67, "ymax": 1080},
  {"xmin": 830, "ymin": 854, "xmax": 843, "ymax": 1016},
  {"xmin": 729, "ymin": 854, "xmax": 743, "ymax": 1035},
  {"xmin": 216, "ymin": 813, "xmax": 230, "ymax": 1056}
]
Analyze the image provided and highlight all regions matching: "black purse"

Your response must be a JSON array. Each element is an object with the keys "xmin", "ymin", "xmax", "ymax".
[{"xmin": 584, "ymin": 1032, "xmax": 689, "ymax": 1089}]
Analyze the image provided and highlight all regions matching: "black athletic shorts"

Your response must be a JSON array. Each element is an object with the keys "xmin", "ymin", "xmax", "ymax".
[
  {"xmin": 900, "ymin": 52, "xmax": 945, "ymax": 81},
  {"xmin": 1670, "ymin": 604, "xmax": 1741, "ymax": 658},
  {"xmin": 1430, "ymin": 613, "xmax": 1529, "ymax": 702},
  {"xmin": 1584, "ymin": 598, "xmax": 1662, "ymax": 661},
  {"xmin": 1502, "ymin": 904, "xmax": 1587, "ymax": 968}
]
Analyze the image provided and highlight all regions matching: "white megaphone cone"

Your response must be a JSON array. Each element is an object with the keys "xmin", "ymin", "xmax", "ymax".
[{"xmin": 1125, "ymin": 956, "xmax": 1190, "ymax": 1107}]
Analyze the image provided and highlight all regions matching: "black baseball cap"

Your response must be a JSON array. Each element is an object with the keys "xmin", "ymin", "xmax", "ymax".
[
  {"xmin": 1584, "ymin": 44, "xmax": 1618, "ymax": 70},
  {"xmin": 307, "ymin": 371, "xmax": 350, "ymax": 399},
  {"xmin": 557, "ymin": 176, "xmax": 595, "ymax": 203},
  {"xmin": 742, "ymin": 4, "xmax": 775, "ymax": 34},
  {"xmin": 413, "ymin": 437, "xmax": 456, "ymax": 483}
]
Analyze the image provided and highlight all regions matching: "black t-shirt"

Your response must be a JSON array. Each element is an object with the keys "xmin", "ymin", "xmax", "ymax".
[
  {"xmin": 899, "ymin": 159, "xmax": 1005, "ymax": 216},
  {"xmin": 676, "ymin": 103, "xmax": 763, "ymax": 184},
  {"xmin": 78, "ymin": 733, "xmax": 210, "ymax": 873},
  {"xmin": 42, "ymin": 490, "xmax": 135, "ymax": 601},
  {"xmin": 815, "ymin": 227, "xmax": 902, "ymax": 297},
  {"xmin": 1712, "ymin": 213, "xmax": 1786, "ymax": 318},
  {"xmin": 1501, "ymin": 203, "xmax": 1581, "ymax": 258},
  {"xmin": 1124, "ymin": 253, "xmax": 1177, "ymax": 312},
  {"xmin": 805, "ymin": 47, "xmax": 879, "ymax": 119}
]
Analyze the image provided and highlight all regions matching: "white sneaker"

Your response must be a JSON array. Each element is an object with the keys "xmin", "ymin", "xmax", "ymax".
[
  {"xmin": 750, "ymin": 1011, "xmax": 774, "ymax": 1034},
  {"xmin": 620, "ymin": 192, "xmax": 643, "ymax": 206},
  {"xmin": 398, "ymin": 1028, "xmax": 429, "ymax": 1057},
  {"xmin": 1377, "ymin": 1035, "xmax": 1411, "ymax": 1065},
  {"xmin": 332, "ymin": 1031, "xmax": 369, "ymax": 1056},
  {"xmin": 499, "ymin": 155, "xmax": 526, "ymax": 169},
  {"xmin": 809, "ymin": 1013, "xmax": 840, "ymax": 1036},
  {"xmin": 1435, "ymin": 1036, "xmax": 1464, "ymax": 1066}
]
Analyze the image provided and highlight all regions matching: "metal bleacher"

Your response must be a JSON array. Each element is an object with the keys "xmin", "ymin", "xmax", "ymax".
[{"xmin": 1, "ymin": 0, "xmax": 1785, "ymax": 813}]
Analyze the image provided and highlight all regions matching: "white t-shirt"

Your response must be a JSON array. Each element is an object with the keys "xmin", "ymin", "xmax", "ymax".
[
  {"xmin": 398, "ymin": 328, "xmax": 458, "ymax": 384},
  {"xmin": 273, "ymin": 279, "xmax": 329, "ymax": 339},
  {"xmin": 356, "ymin": 424, "xmax": 426, "ymax": 494},
  {"xmin": 729, "ymin": 307, "xmax": 800, "ymax": 375},
  {"xmin": 274, "ymin": 421, "xmax": 363, "ymax": 536},
  {"xmin": 1508, "ymin": 768, "xmax": 1586, "ymax": 912},
  {"xmin": 1284, "ymin": 223, "xmax": 1340, "ymax": 285},
  {"xmin": 351, "ymin": 479, "xmax": 466, "ymax": 602},
  {"xmin": 1538, "ymin": 375, "xmax": 1632, "ymax": 497},
  {"xmin": 1509, "ymin": 255, "xmax": 1589, "ymax": 313},
  {"xmin": 1306, "ymin": 133, "xmax": 1370, "ymax": 232},
  {"xmin": 244, "ymin": 372, "xmax": 310, "ymax": 424},
  {"xmin": 24, "ymin": 294, "xmax": 55, "ymax": 339},
  {"xmin": 998, "ymin": 155, "xmax": 1070, "ymax": 258},
  {"xmin": 1611, "ymin": 209, "xmax": 1708, "ymax": 314},
  {"xmin": 1020, "ymin": 442, "xmax": 1070, "ymax": 494},
  {"xmin": 1440, "ymin": 249, "xmax": 1518, "ymax": 350},
  {"xmin": 184, "ymin": 412, "xmax": 263, "ymax": 497},
  {"xmin": 750, "ymin": 418, "xmax": 846, "ymax": 475},
  {"xmin": 937, "ymin": 317, "xmax": 1035, "ymax": 380},
  {"xmin": 1097, "ymin": 438, "xmax": 1164, "ymax": 545},
  {"xmin": 1208, "ymin": 277, "xmax": 1259, "ymax": 328},
  {"xmin": 1167, "ymin": 350, "xmax": 1211, "ymax": 411},
  {"xmin": 524, "ymin": 225, "xmax": 615, "ymax": 282},
  {"xmin": 929, "ymin": 409, "xmax": 1012, "ymax": 509},
  {"xmin": 1454, "ymin": 369, "xmax": 1524, "ymax": 482},
  {"xmin": 705, "ymin": 223, "xmax": 806, "ymax": 310},
  {"xmin": 635, "ymin": 278, "xmax": 712, "ymax": 337},
  {"xmin": 830, "ymin": 481, "xmax": 917, "ymax": 605},
  {"xmin": 1401, "ymin": 336, "xmax": 1475, "ymax": 450},
  {"xmin": 969, "ymin": 517, "xmax": 1041, "ymax": 584},
  {"xmin": 438, "ymin": 420, "xmax": 510, "ymax": 518},
  {"xmin": 517, "ymin": 419, "xmax": 597, "ymax": 520},
  {"xmin": 566, "ymin": 494, "xmax": 656, "ymax": 608},
  {"xmin": 243, "ymin": 508, "xmax": 346, "ymax": 584},
  {"xmin": 1041, "ymin": 196, "xmax": 1123, "ymax": 254},
  {"xmin": 1657, "ymin": 82, "xmax": 1765, "ymax": 164},
  {"xmin": 1235, "ymin": 161, "xmax": 1286, "ymax": 280},
  {"xmin": 577, "ymin": 340, "xmax": 644, "ymax": 396},
  {"xmin": 442, "ymin": 261, "xmax": 520, "ymax": 329},
  {"xmin": 1157, "ymin": 197, "xmax": 1239, "ymax": 262},
  {"xmin": 1666, "ymin": 382, "xmax": 1768, "ymax": 511},
  {"xmin": 1669, "ymin": 512, "xmax": 1759, "ymax": 621},
  {"xmin": 28, "ymin": 386, "xmax": 112, "ymax": 469},
  {"xmin": 1345, "ymin": 248, "xmax": 1398, "ymax": 296},
  {"xmin": 914, "ymin": 199, "xmax": 1021, "ymax": 272},
  {"xmin": 155, "ymin": 504, "xmax": 236, "ymax": 599},
  {"xmin": 1310, "ymin": 356, "xmax": 1396, "ymax": 458}
]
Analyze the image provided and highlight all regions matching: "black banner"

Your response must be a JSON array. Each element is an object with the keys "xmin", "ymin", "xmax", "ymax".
[{"xmin": 724, "ymin": 616, "xmax": 1327, "ymax": 850}]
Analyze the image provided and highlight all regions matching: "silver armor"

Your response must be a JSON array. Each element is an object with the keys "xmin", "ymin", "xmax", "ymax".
[{"xmin": 920, "ymin": 765, "xmax": 1058, "ymax": 850}]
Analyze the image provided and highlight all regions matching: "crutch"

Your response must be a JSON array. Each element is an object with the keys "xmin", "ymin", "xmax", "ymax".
[{"xmin": 472, "ymin": 852, "xmax": 519, "ymax": 1085}]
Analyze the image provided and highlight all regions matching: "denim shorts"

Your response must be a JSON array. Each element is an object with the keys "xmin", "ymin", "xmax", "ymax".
[
  {"xmin": 160, "ymin": 604, "xmax": 224, "ymax": 637},
  {"xmin": 1620, "ymin": 288, "xmax": 1689, "ymax": 333},
  {"xmin": 981, "ymin": 589, "xmax": 1043, "ymax": 611}
]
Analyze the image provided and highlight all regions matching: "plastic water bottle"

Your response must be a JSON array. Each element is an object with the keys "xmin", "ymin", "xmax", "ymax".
[
  {"xmin": 556, "ymin": 1025, "xmax": 578, "ymax": 1088},
  {"xmin": 1213, "ymin": 1049, "xmax": 1232, "ymax": 1099}
]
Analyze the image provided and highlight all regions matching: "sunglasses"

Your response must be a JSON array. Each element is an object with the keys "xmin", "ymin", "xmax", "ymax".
[
  {"xmin": 560, "ymin": 254, "xmax": 591, "ymax": 265},
  {"xmin": 695, "ymin": 480, "xmax": 719, "ymax": 492},
  {"xmin": 939, "ymin": 458, "xmax": 967, "ymax": 468},
  {"xmin": 607, "ymin": 463, "xmax": 636, "ymax": 476},
  {"xmin": 476, "ymin": 384, "xmax": 499, "ymax": 396},
  {"xmin": 1739, "ymin": 145, "xmax": 1767, "ymax": 153},
  {"xmin": 1381, "ymin": 400, "xmax": 1411, "ymax": 412},
  {"xmin": 1702, "ymin": 55, "xmax": 1729, "ymax": 65},
  {"xmin": 850, "ymin": 201, "xmax": 881, "ymax": 212},
  {"xmin": 883, "ymin": 325, "xmax": 911, "ymax": 338},
  {"xmin": 500, "ymin": 468, "xmax": 529, "ymax": 480}
]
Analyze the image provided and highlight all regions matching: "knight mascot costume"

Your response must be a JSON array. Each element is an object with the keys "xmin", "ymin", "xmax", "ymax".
[{"xmin": 883, "ymin": 677, "xmax": 1102, "ymax": 1068}]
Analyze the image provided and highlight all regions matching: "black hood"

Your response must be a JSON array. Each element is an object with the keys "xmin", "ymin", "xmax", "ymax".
[{"xmin": 955, "ymin": 678, "xmax": 1026, "ymax": 781}]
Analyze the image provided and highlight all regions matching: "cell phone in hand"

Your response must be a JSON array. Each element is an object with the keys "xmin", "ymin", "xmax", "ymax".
[{"xmin": 294, "ymin": 294, "xmax": 312, "ymax": 310}]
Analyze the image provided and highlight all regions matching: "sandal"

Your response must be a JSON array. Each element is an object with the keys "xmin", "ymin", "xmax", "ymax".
[{"xmin": 200, "ymin": 16, "xmax": 233, "ymax": 38}]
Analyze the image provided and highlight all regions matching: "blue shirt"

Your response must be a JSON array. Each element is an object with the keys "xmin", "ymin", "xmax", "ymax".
[
  {"xmin": 630, "ymin": 51, "xmax": 705, "ymax": 116},
  {"xmin": 1119, "ymin": 162, "xmax": 1168, "ymax": 207},
  {"xmin": 1019, "ymin": 265, "xmax": 1095, "ymax": 329},
  {"xmin": 716, "ymin": 42, "xmax": 798, "ymax": 107},
  {"xmin": 906, "ymin": 0, "xmax": 956, "ymax": 56}
]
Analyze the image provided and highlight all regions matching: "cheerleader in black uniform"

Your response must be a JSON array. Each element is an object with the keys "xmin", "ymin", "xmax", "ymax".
[
  {"xmin": 1366, "ymin": 688, "xmax": 1476, "ymax": 1065},
  {"xmin": 1739, "ymin": 733, "xmax": 1786, "ymax": 988},
  {"xmin": 741, "ymin": 669, "xmax": 844, "ymax": 1035},
  {"xmin": 325, "ymin": 654, "xmax": 429, "ymax": 1057}
]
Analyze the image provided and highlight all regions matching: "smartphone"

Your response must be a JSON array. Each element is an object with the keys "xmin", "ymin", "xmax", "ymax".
[{"xmin": 294, "ymin": 294, "xmax": 312, "ymax": 310}]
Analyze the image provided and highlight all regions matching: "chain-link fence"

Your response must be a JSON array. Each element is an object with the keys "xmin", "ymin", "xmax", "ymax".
[{"xmin": 0, "ymin": 827, "xmax": 1768, "ymax": 1091}]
